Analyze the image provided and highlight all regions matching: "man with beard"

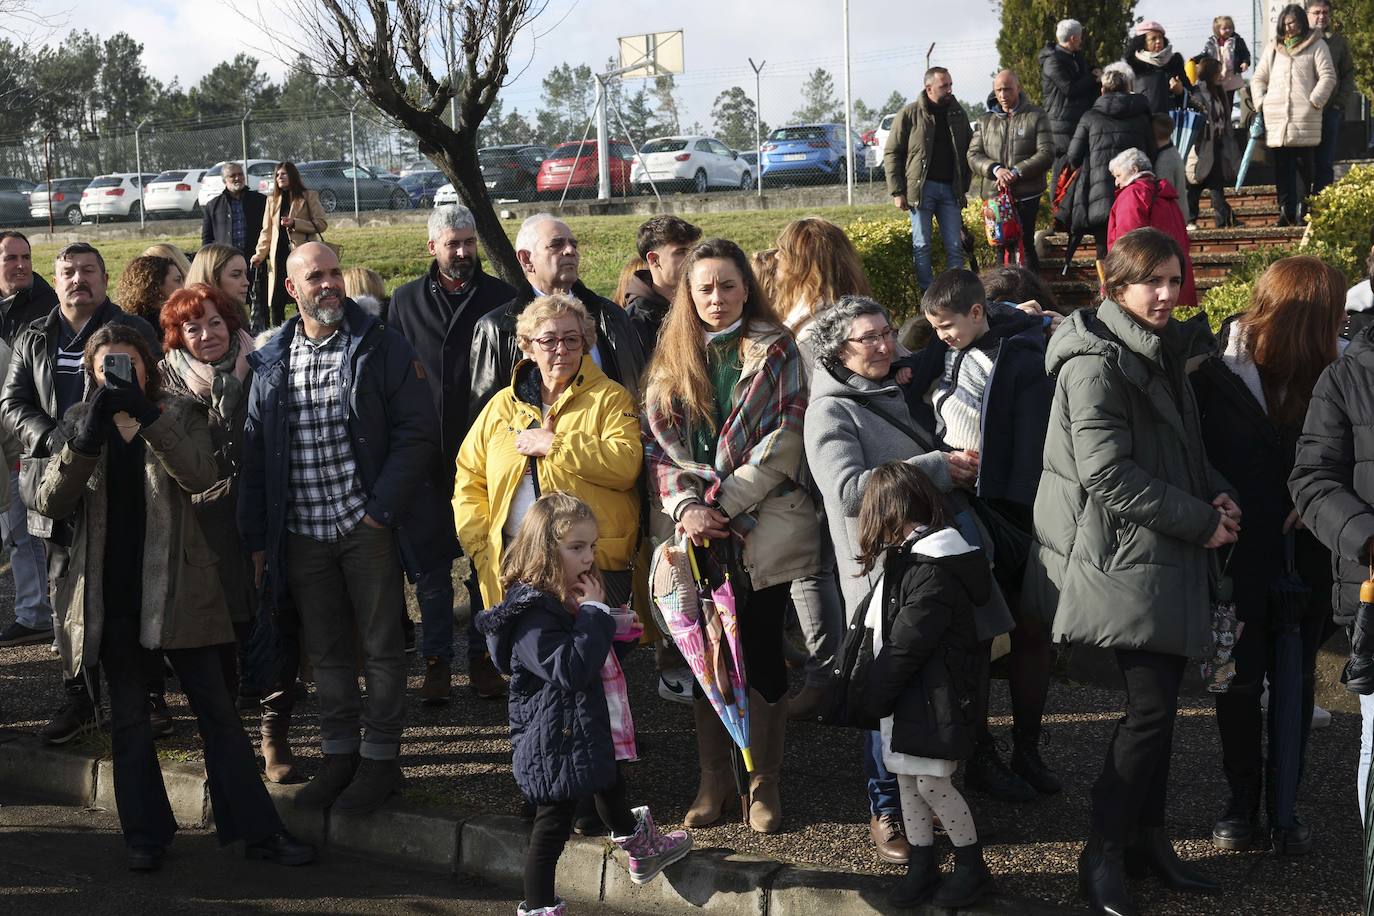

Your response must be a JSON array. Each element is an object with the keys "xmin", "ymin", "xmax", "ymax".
[
  {"xmin": 0, "ymin": 242, "xmax": 159, "ymax": 742},
  {"xmin": 388, "ymin": 205, "xmax": 514, "ymax": 703},
  {"xmin": 239, "ymin": 242, "xmax": 445, "ymax": 814}
]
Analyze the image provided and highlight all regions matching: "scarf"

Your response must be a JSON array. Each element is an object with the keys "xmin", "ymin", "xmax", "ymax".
[
  {"xmin": 600, "ymin": 609, "xmax": 644, "ymax": 762},
  {"xmin": 164, "ymin": 328, "xmax": 254, "ymax": 418},
  {"xmin": 1283, "ymin": 35, "xmax": 1303, "ymax": 50},
  {"xmin": 1135, "ymin": 44, "xmax": 1175, "ymax": 69}
]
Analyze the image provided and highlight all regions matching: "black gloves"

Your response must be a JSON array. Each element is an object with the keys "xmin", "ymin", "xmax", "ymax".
[
  {"xmin": 105, "ymin": 374, "xmax": 160, "ymax": 428},
  {"xmin": 70, "ymin": 387, "xmax": 111, "ymax": 455}
]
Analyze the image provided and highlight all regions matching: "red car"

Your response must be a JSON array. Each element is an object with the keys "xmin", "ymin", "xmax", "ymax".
[{"xmin": 535, "ymin": 140, "xmax": 637, "ymax": 198}]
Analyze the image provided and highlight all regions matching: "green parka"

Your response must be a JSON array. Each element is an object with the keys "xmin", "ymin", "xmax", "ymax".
[
  {"xmin": 1025, "ymin": 301, "xmax": 1231, "ymax": 659},
  {"xmin": 883, "ymin": 92, "xmax": 973, "ymax": 208}
]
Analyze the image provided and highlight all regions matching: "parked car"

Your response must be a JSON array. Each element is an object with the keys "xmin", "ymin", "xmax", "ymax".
[
  {"xmin": 0, "ymin": 176, "xmax": 37, "ymax": 225},
  {"xmin": 535, "ymin": 140, "xmax": 636, "ymax": 199},
  {"xmin": 759, "ymin": 123, "xmax": 866, "ymax": 186},
  {"xmin": 81, "ymin": 173, "xmax": 158, "ymax": 221},
  {"xmin": 432, "ymin": 182, "xmax": 459, "ymax": 207},
  {"xmin": 874, "ymin": 112, "xmax": 898, "ymax": 159},
  {"xmin": 632, "ymin": 136, "xmax": 752, "ymax": 194},
  {"xmin": 29, "ymin": 177, "xmax": 91, "ymax": 227},
  {"xmin": 261, "ymin": 160, "xmax": 411, "ymax": 213},
  {"xmin": 399, "ymin": 170, "xmax": 449, "ymax": 208},
  {"xmin": 145, "ymin": 168, "xmax": 208, "ymax": 216},
  {"xmin": 480, "ymin": 144, "xmax": 550, "ymax": 201},
  {"xmin": 199, "ymin": 159, "xmax": 276, "ymax": 207}
]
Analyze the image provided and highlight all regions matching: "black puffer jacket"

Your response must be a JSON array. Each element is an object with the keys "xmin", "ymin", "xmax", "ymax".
[
  {"xmin": 1038, "ymin": 44, "xmax": 1099, "ymax": 155},
  {"xmin": 862, "ymin": 527, "xmax": 990, "ymax": 762},
  {"xmin": 1125, "ymin": 43, "xmax": 1192, "ymax": 115},
  {"xmin": 1066, "ymin": 92, "xmax": 1157, "ymax": 230},
  {"xmin": 1290, "ymin": 324, "xmax": 1374, "ymax": 626}
]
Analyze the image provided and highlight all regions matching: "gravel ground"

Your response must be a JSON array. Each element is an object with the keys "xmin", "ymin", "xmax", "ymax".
[{"xmin": 0, "ymin": 573, "xmax": 1361, "ymax": 915}]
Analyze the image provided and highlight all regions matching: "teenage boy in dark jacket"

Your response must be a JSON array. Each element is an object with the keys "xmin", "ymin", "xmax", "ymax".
[
  {"xmin": 900, "ymin": 268, "xmax": 1058, "ymax": 798},
  {"xmin": 622, "ymin": 215, "xmax": 701, "ymax": 349}
]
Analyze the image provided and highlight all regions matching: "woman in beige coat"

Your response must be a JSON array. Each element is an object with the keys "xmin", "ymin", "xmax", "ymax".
[
  {"xmin": 34, "ymin": 323, "xmax": 313, "ymax": 872},
  {"xmin": 1250, "ymin": 3, "xmax": 1336, "ymax": 226},
  {"xmin": 250, "ymin": 161, "xmax": 328, "ymax": 328}
]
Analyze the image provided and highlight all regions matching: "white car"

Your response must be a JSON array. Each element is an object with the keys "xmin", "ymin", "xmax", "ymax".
[
  {"xmin": 145, "ymin": 169, "xmax": 207, "ymax": 216},
  {"xmin": 632, "ymin": 136, "xmax": 752, "ymax": 194},
  {"xmin": 875, "ymin": 112, "xmax": 897, "ymax": 159},
  {"xmin": 80, "ymin": 173, "xmax": 158, "ymax": 221},
  {"xmin": 199, "ymin": 159, "xmax": 277, "ymax": 207},
  {"xmin": 432, "ymin": 182, "xmax": 459, "ymax": 206}
]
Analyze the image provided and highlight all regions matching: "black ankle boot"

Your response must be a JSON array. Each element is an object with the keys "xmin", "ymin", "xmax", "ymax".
[
  {"xmin": 1010, "ymin": 726, "xmax": 1062, "ymax": 795},
  {"xmin": 964, "ymin": 738, "xmax": 1036, "ymax": 803},
  {"xmin": 1212, "ymin": 777, "xmax": 1260, "ymax": 851},
  {"xmin": 1271, "ymin": 814, "xmax": 1313, "ymax": 855},
  {"xmin": 1078, "ymin": 835, "xmax": 1138, "ymax": 916},
  {"xmin": 888, "ymin": 844, "xmax": 939, "ymax": 909},
  {"xmin": 932, "ymin": 842, "xmax": 993, "ymax": 909},
  {"xmin": 1124, "ymin": 826, "xmax": 1220, "ymax": 894}
]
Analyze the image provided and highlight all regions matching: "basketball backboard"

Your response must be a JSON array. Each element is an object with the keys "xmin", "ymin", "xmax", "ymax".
[{"xmin": 617, "ymin": 31, "xmax": 684, "ymax": 79}]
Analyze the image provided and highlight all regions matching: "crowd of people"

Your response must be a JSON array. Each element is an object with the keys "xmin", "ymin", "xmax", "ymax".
[{"xmin": 0, "ymin": 5, "xmax": 1371, "ymax": 915}]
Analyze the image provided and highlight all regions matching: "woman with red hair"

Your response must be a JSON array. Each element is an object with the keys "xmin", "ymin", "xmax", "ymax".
[
  {"xmin": 158, "ymin": 284, "xmax": 300, "ymax": 783},
  {"xmin": 1192, "ymin": 256, "xmax": 1344, "ymax": 855}
]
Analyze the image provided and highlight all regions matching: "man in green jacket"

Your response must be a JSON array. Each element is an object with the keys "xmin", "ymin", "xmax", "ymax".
[
  {"xmin": 1306, "ymin": 0, "xmax": 1355, "ymax": 193},
  {"xmin": 967, "ymin": 70, "xmax": 1054, "ymax": 272},
  {"xmin": 883, "ymin": 66, "xmax": 973, "ymax": 291}
]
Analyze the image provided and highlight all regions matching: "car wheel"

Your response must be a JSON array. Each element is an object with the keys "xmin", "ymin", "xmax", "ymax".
[
  {"xmin": 692, "ymin": 169, "xmax": 708, "ymax": 194},
  {"xmin": 419, "ymin": 195, "xmax": 433, "ymax": 209},
  {"xmin": 389, "ymin": 188, "xmax": 410, "ymax": 210},
  {"xmin": 126, "ymin": 201, "xmax": 141, "ymax": 221},
  {"xmin": 318, "ymin": 189, "xmax": 338, "ymax": 213},
  {"xmin": 833, "ymin": 157, "xmax": 846, "ymax": 184},
  {"xmin": 740, "ymin": 171, "xmax": 753, "ymax": 190},
  {"xmin": 64, "ymin": 206, "xmax": 83, "ymax": 227}
]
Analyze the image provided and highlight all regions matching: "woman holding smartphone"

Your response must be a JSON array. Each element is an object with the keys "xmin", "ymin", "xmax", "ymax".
[{"xmin": 33, "ymin": 323, "xmax": 313, "ymax": 873}]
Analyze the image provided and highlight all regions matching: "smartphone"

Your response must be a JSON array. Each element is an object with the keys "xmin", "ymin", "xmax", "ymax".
[{"xmin": 103, "ymin": 352, "xmax": 134, "ymax": 387}]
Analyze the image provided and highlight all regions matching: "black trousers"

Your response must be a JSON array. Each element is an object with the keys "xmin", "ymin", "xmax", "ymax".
[
  {"xmin": 524, "ymin": 770, "xmax": 635, "ymax": 908},
  {"xmin": 101, "ymin": 618, "xmax": 283, "ymax": 849},
  {"xmin": 1090, "ymin": 649, "xmax": 1187, "ymax": 842},
  {"xmin": 1271, "ymin": 146, "xmax": 1315, "ymax": 222},
  {"xmin": 1187, "ymin": 163, "xmax": 1233, "ymax": 228},
  {"xmin": 1005, "ymin": 196, "xmax": 1041, "ymax": 274}
]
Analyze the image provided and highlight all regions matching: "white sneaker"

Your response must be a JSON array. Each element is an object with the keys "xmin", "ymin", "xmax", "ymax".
[
  {"xmin": 1311, "ymin": 704, "xmax": 1331, "ymax": 729},
  {"xmin": 657, "ymin": 667, "xmax": 694, "ymax": 706},
  {"xmin": 1186, "ymin": 222, "xmax": 1199, "ymax": 232}
]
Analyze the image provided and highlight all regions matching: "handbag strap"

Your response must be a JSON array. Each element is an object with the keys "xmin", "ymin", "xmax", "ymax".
[{"xmin": 829, "ymin": 388, "xmax": 932, "ymax": 449}]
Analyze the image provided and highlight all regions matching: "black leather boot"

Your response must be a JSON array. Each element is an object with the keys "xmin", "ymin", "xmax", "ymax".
[
  {"xmin": 1271, "ymin": 813, "xmax": 1313, "ymax": 855},
  {"xmin": 1010, "ymin": 725, "xmax": 1062, "ymax": 795},
  {"xmin": 1078, "ymin": 834, "xmax": 1139, "ymax": 916},
  {"xmin": 887, "ymin": 844, "xmax": 940, "ymax": 909},
  {"xmin": 294, "ymin": 752, "xmax": 360, "ymax": 810},
  {"xmin": 932, "ymin": 841, "xmax": 993, "ymax": 909},
  {"xmin": 1212, "ymin": 775, "xmax": 1260, "ymax": 850},
  {"xmin": 964, "ymin": 737, "xmax": 1036, "ymax": 803},
  {"xmin": 1124, "ymin": 826, "xmax": 1220, "ymax": 894}
]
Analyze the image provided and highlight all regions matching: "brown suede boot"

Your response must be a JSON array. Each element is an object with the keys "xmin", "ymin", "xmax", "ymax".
[
  {"xmin": 747, "ymin": 688, "xmax": 788, "ymax": 834},
  {"xmin": 684, "ymin": 698, "xmax": 736, "ymax": 827},
  {"xmin": 261, "ymin": 712, "xmax": 301, "ymax": 784}
]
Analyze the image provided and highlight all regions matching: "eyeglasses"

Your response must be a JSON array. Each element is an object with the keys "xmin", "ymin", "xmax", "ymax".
[
  {"xmin": 531, "ymin": 334, "xmax": 585, "ymax": 353},
  {"xmin": 845, "ymin": 327, "xmax": 896, "ymax": 349}
]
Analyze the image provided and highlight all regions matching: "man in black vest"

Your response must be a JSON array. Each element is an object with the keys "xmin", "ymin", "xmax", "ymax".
[
  {"xmin": 390, "ymin": 205, "xmax": 517, "ymax": 703},
  {"xmin": 201, "ymin": 161, "xmax": 268, "ymax": 259}
]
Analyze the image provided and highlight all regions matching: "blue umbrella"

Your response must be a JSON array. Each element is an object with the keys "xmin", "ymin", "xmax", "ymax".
[
  {"xmin": 1235, "ymin": 112, "xmax": 1265, "ymax": 190},
  {"xmin": 1269, "ymin": 533, "xmax": 1309, "ymax": 845}
]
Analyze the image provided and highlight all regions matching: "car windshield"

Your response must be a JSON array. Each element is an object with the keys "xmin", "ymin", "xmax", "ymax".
[
  {"xmin": 480, "ymin": 149, "xmax": 522, "ymax": 164},
  {"xmin": 881, "ymin": 115, "xmax": 896, "ymax": 129},
  {"xmin": 153, "ymin": 171, "xmax": 187, "ymax": 182},
  {"xmin": 399, "ymin": 173, "xmax": 439, "ymax": 188},
  {"xmin": 641, "ymin": 139, "xmax": 688, "ymax": 153},
  {"xmin": 32, "ymin": 182, "xmax": 49, "ymax": 193},
  {"xmin": 769, "ymin": 127, "xmax": 826, "ymax": 141},
  {"xmin": 87, "ymin": 177, "xmax": 123, "ymax": 188},
  {"xmin": 547, "ymin": 143, "xmax": 598, "ymax": 160}
]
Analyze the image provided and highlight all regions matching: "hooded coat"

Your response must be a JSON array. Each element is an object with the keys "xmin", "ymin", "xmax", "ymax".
[
  {"xmin": 1039, "ymin": 44, "xmax": 1100, "ymax": 156},
  {"xmin": 1290, "ymin": 325, "xmax": 1374, "ymax": 626},
  {"xmin": 34, "ymin": 395, "xmax": 233, "ymax": 679},
  {"xmin": 1066, "ymin": 92, "xmax": 1157, "ymax": 231},
  {"xmin": 622, "ymin": 269, "xmax": 672, "ymax": 353},
  {"xmin": 861, "ymin": 527, "xmax": 990, "ymax": 762},
  {"xmin": 1106, "ymin": 175, "xmax": 1198, "ymax": 306},
  {"xmin": 1125, "ymin": 43, "xmax": 1192, "ymax": 115},
  {"xmin": 967, "ymin": 92, "xmax": 1054, "ymax": 201},
  {"xmin": 1251, "ymin": 34, "xmax": 1337, "ymax": 149},
  {"xmin": 475, "ymin": 582, "xmax": 618, "ymax": 804},
  {"xmin": 1026, "ymin": 300, "xmax": 1231, "ymax": 657}
]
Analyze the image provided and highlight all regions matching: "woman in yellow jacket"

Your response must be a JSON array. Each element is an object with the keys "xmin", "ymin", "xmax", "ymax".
[
  {"xmin": 454, "ymin": 292, "xmax": 642, "ymax": 608},
  {"xmin": 250, "ymin": 161, "xmax": 328, "ymax": 328}
]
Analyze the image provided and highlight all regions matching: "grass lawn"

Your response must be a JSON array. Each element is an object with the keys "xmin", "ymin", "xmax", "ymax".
[{"xmin": 29, "ymin": 203, "xmax": 895, "ymax": 300}]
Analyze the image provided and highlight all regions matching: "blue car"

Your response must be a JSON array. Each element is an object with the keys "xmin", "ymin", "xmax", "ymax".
[
  {"xmin": 398, "ymin": 170, "xmax": 448, "ymax": 208},
  {"xmin": 759, "ymin": 123, "xmax": 867, "ymax": 186}
]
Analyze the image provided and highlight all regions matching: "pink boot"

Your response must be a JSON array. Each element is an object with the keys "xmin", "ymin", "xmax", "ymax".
[{"xmin": 612, "ymin": 806, "xmax": 693, "ymax": 885}]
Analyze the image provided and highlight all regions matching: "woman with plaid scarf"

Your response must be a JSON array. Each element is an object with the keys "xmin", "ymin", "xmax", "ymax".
[{"xmin": 643, "ymin": 238, "xmax": 823, "ymax": 834}]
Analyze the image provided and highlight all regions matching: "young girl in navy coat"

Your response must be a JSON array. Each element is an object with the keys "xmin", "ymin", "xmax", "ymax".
[
  {"xmin": 476, "ymin": 492, "xmax": 692, "ymax": 916},
  {"xmin": 857, "ymin": 462, "xmax": 994, "ymax": 909}
]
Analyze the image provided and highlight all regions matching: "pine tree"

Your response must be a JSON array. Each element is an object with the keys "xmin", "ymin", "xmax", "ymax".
[
  {"xmin": 712, "ymin": 86, "xmax": 761, "ymax": 150},
  {"xmin": 793, "ymin": 68, "xmax": 841, "ymax": 123}
]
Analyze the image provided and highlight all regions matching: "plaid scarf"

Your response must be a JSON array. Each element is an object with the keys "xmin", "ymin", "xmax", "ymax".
[
  {"xmin": 643, "ymin": 324, "xmax": 807, "ymax": 538},
  {"xmin": 601, "ymin": 610, "xmax": 644, "ymax": 762}
]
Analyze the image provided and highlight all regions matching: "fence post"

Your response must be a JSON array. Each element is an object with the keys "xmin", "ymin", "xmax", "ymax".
[
  {"xmin": 749, "ymin": 58, "xmax": 765, "ymax": 199},
  {"xmin": 134, "ymin": 120, "xmax": 148, "ymax": 230},
  {"xmin": 44, "ymin": 131, "xmax": 54, "ymax": 235},
  {"xmin": 241, "ymin": 110, "xmax": 251, "ymax": 168},
  {"xmin": 349, "ymin": 105, "xmax": 360, "ymax": 224}
]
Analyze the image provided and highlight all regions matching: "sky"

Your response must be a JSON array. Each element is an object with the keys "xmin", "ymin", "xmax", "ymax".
[{"xmin": 41, "ymin": 0, "xmax": 1263, "ymax": 132}]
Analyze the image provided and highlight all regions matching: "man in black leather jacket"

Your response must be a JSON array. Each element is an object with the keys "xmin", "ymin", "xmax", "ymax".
[{"xmin": 468, "ymin": 214, "xmax": 647, "ymax": 420}]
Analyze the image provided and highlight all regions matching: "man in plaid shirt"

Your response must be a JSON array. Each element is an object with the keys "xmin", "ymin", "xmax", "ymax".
[{"xmin": 240, "ymin": 242, "xmax": 450, "ymax": 815}]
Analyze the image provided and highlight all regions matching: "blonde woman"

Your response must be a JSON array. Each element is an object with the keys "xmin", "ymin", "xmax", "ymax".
[
  {"xmin": 773, "ymin": 217, "xmax": 872, "ymax": 364},
  {"xmin": 187, "ymin": 243, "xmax": 251, "ymax": 318},
  {"xmin": 250, "ymin": 162, "xmax": 327, "ymax": 327},
  {"xmin": 342, "ymin": 266, "xmax": 389, "ymax": 321},
  {"xmin": 142, "ymin": 243, "xmax": 192, "ymax": 281}
]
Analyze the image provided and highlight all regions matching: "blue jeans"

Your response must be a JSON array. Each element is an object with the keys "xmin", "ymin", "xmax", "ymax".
[
  {"xmin": 909, "ymin": 180, "xmax": 965, "ymax": 291},
  {"xmin": 2, "ymin": 474, "xmax": 51, "ymax": 630},
  {"xmin": 1314, "ymin": 106, "xmax": 1341, "ymax": 196},
  {"xmin": 863, "ymin": 729, "xmax": 901, "ymax": 817},
  {"xmin": 416, "ymin": 563, "xmax": 455, "ymax": 664}
]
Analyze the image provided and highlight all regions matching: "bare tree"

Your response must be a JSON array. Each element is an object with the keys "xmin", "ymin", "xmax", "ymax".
[{"xmin": 251, "ymin": 0, "xmax": 542, "ymax": 286}]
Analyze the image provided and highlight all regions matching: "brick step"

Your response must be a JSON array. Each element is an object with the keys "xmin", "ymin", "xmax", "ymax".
[{"xmin": 1041, "ymin": 226, "xmax": 1304, "ymax": 257}]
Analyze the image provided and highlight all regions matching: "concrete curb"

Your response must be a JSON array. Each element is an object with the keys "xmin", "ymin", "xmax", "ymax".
[{"xmin": 0, "ymin": 733, "xmax": 1074, "ymax": 915}]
